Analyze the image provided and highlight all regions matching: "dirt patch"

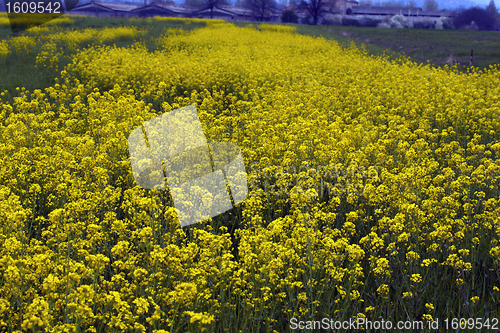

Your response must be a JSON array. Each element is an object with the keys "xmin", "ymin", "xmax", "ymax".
[{"xmin": 447, "ymin": 53, "xmax": 455, "ymax": 65}]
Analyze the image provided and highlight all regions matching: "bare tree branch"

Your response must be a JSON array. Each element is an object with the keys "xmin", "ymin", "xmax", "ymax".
[
  {"xmin": 298, "ymin": 0, "xmax": 326, "ymax": 24},
  {"xmin": 244, "ymin": 0, "xmax": 278, "ymax": 21}
]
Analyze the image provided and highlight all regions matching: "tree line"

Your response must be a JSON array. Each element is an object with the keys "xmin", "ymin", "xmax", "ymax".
[
  {"xmin": 281, "ymin": 0, "xmax": 499, "ymax": 30},
  {"xmin": 149, "ymin": 0, "xmax": 500, "ymax": 30}
]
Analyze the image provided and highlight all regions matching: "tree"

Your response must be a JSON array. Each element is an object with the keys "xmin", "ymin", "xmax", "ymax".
[
  {"xmin": 358, "ymin": 0, "xmax": 372, "ymax": 6},
  {"xmin": 282, "ymin": 9, "xmax": 299, "ymax": 22},
  {"xmin": 244, "ymin": 0, "xmax": 278, "ymax": 21},
  {"xmin": 298, "ymin": 0, "xmax": 326, "ymax": 24},
  {"xmin": 453, "ymin": 6, "xmax": 496, "ymax": 30},
  {"xmin": 205, "ymin": 0, "xmax": 230, "ymax": 17},
  {"xmin": 486, "ymin": 0, "xmax": 497, "ymax": 14},
  {"xmin": 486, "ymin": 0, "xmax": 500, "ymax": 28},
  {"xmin": 406, "ymin": 0, "xmax": 416, "ymax": 7},
  {"xmin": 185, "ymin": 0, "xmax": 203, "ymax": 6},
  {"xmin": 423, "ymin": 0, "xmax": 438, "ymax": 11},
  {"xmin": 381, "ymin": 0, "xmax": 403, "ymax": 6},
  {"xmin": 186, "ymin": 0, "xmax": 230, "ymax": 17},
  {"xmin": 152, "ymin": 0, "xmax": 175, "ymax": 5},
  {"xmin": 278, "ymin": 0, "xmax": 288, "ymax": 8}
]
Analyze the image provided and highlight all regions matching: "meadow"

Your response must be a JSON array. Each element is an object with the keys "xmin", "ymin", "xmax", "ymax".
[
  {"xmin": 235, "ymin": 21, "xmax": 500, "ymax": 74},
  {"xmin": 316, "ymin": 25, "xmax": 500, "ymax": 72},
  {"xmin": 0, "ymin": 14, "xmax": 500, "ymax": 332}
]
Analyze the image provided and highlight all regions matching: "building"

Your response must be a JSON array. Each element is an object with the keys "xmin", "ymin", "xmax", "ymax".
[
  {"xmin": 349, "ymin": 6, "xmax": 454, "ymax": 20},
  {"xmin": 189, "ymin": 7, "xmax": 238, "ymax": 20},
  {"xmin": 416, "ymin": 9, "xmax": 455, "ymax": 18},
  {"xmin": 189, "ymin": 5, "xmax": 279, "ymax": 22},
  {"xmin": 69, "ymin": 1, "xmax": 140, "ymax": 17},
  {"xmin": 323, "ymin": 0, "xmax": 359, "ymax": 14},
  {"xmin": 67, "ymin": 1, "xmax": 455, "ymax": 24},
  {"xmin": 129, "ymin": 3, "xmax": 184, "ymax": 17},
  {"xmin": 218, "ymin": 5, "xmax": 259, "ymax": 21},
  {"xmin": 69, "ymin": 1, "xmax": 268, "ymax": 21}
]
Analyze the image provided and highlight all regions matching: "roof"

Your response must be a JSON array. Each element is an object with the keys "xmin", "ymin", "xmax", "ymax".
[
  {"xmin": 191, "ymin": 7, "xmax": 235, "ymax": 16},
  {"xmin": 157, "ymin": 4, "xmax": 196, "ymax": 14},
  {"xmin": 70, "ymin": 1, "xmax": 139, "ymax": 12},
  {"xmin": 70, "ymin": 2, "xmax": 116, "ymax": 12},
  {"xmin": 130, "ymin": 3, "xmax": 180, "ymax": 14},
  {"xmin": 351, "ymin": 6, "xmax": 454, "ymax": 16},
  {"xmin": 191, "ymin": 5, "xmax": 265, "ymax": 17},
  {"xmin": 69, "ymin": 2, "xmax": 283, "ymax": 18},
  {"xmin": 419, "ymin": 10, "xmax": 455, "ymax": 16},
  {"xmin": 92, "ymin": 1, "xmax": 140, "ymax": 11},
  {"xmin": 352, "ymin": 6, "xmax": 423, "ymax": 15},
  {"xmin": 218, "ymin": 5, "xmax": 253, "ymax": 16}
]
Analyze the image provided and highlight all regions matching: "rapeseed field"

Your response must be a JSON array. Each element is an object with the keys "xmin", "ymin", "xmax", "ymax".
[{"xmin": 0, "ymin": 19, "xmax": 499, "ymax": 332}]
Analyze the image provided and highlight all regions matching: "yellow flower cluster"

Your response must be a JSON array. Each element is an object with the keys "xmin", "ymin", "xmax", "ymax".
[
  {"xmin": 44, "ymin": 16, "xmax": 74, "ymax": 26},
  {"xmin": 0, "ymin": 14, "xmax": 9, "ymax": 28},
  {"xmin": 2, "ymin": 25, "xmax": 147, "ymax": 74},
  {"xmin": 9, "ymin": 35, "xmax": 38, "ymax": 56},
  {"xmin": 35, "ymin": 40, "xmax": 60, "ymax": 70},
  {"xmin": 154, "ymin": 16, "xmax": 222, "ymax": 23},
  {"xmin": 0, "ymin": 40, "xmax": 8, "ymax": 64},
  {"xmin": 258, "ymin": 23, "xmax": 297, "ymax": 33},
  {"xmin": 0, "ymin": 20, "xmax": 499, "ymax": 331},
  {"xmin": 97, "ymin": 26, "xmax": 146, "ymax": 43}
]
